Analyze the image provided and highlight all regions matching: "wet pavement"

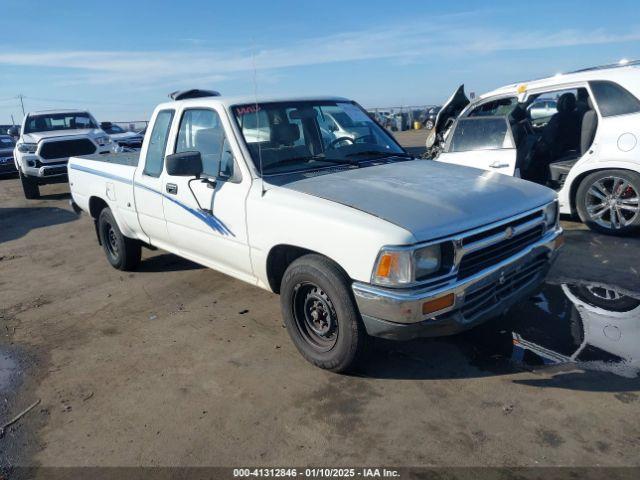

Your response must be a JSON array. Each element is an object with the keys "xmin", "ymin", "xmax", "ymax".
[{"xmin": 359, "ymin": 280, "xmax": 640, "ymax": 383}]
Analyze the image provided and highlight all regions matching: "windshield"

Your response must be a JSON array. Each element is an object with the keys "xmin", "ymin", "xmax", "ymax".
[
  {"xmin": 24, "ymin": 112, "xmax": 97, "ymax": 134},
  {"xmin": 232, "ymin": 100, "xmax": 406, "ymax": 175},
  {"xmin": 0, "ymin": 136, "xmax": 15, "ymax": 148}
]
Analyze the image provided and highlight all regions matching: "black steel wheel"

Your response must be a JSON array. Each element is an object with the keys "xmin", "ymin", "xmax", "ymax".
[
  {"xmin": 280, "ymin": 254, "xmax": 368, "ymax": 372},
  {"xmin": 97, "ymin": 208, "xmax": 141, "ymax": 271}
]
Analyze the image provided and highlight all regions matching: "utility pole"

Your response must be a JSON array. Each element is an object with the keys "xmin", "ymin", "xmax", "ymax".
[{"xmin": 18, "ymin": 94, "xmax": 25, "ymax": 116}]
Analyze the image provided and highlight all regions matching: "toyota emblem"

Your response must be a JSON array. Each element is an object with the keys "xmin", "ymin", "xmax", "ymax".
[{"xmin": 504, "ymin": 226, "xmax": 514, "ymax": 239}]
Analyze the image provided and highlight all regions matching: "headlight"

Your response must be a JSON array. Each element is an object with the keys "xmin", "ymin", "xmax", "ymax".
[
  {"xmin": 95, "ymin": 135, "xmax": 111, "ymax": 145},
  {"xmin": 413, "ymin": 244, "xmax": 441, "ymax": 280},
  {"xmin": 544, "ymin": 201, "xmax": 559, "ymax": 229},
  {"xmin": 17, "ymin": 142, "xmax": 37, "ymax": 153},
  {"xmin": 372, "ymin": 244, "xmax": 442, "ymax": 286}
]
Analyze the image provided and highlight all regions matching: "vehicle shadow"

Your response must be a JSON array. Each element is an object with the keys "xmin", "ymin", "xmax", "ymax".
[
  {"xmin": 138, "ymin": 253, "xmax": 205, "ymax": 273},
  {"xmin": 0, "ymin": 207, "xmax": 78, "ymax": 243},
  {"xmin": 37, "ymin": 192, "xmax": 71, "ymax": 201}
]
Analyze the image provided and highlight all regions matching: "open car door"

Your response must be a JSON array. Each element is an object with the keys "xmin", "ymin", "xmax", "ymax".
[{"xmin": 434, "ymin": 116, "xmax": 517, "ymax": 176}]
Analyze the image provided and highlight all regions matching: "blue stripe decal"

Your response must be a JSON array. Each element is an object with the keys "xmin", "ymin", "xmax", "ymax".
[
  {"xmin": 134, "ymin": 181, "xmax": 235, "ymax": 237},
  {"xmin": 70, "ymin": 163, "xmax": 133, "ymax": 185},
  {"xmin": 70, "ymin": 163, "xmax": 234, "ymax": 237}
]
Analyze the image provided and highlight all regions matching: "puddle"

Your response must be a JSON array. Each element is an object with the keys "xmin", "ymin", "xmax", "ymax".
[
  {"xmin": 0, "ymin": 349, "xmax": 19, "ymax": 392},
  {"xmin": 363, "ymin": 280, "xmax": 640, "ymax": 380},
  {"xmin": 460, "ymin": 281, "xmax": 640, "ymax": 378}
]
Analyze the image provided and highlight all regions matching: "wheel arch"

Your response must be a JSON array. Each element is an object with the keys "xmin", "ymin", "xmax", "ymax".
[
  {"xmin": 265, "ymin": 244, "xmax": 350, "ymax": 294},
  {"xmin": 569, "ymin": 166, "xmax": 640, "ymax": 215}
]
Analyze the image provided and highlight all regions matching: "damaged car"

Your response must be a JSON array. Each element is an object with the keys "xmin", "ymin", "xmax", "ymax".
[{"xmin": 426, "ymin": 61, "xmax": 640, "ymax": 235}]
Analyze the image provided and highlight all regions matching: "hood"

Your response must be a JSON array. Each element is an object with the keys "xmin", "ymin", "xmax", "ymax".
[
  {"xmin": 22, "ymin": 128, "xmax": 103, "ymax": 143},
  {"xmin": 434, "ymin": 84, "xmax": 469, "ymax": 140},
  {"xmin": 278, "ymin": 160, "xmax": 556, "ymax": 242}
]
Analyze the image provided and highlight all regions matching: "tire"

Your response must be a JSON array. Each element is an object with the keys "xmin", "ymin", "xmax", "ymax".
[
  {"xmin": 576, "ymin": 169, "xmax": 640, "ymax": 235},
  {"xmin": 280, "ymin": 254, "xmax": 369, "ymax": 372},
  {"xmin": 97, "ymin": 208, "xmax": 141, "ymax": 271},
  {"xmin": 19, "ymin": 169, "xmax": 40, "ymax": 199}
]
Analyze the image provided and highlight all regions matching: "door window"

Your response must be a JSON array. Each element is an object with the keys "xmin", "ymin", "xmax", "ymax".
[
  {"xmin": 175, "ymin": 109, "xmax": 231, "ymax": 178},
  {"xmin": 143, "ymin": 110, "xmax": 174, "ymax": 177},
  {"xmin": 467, "ymin": 97, "xmax": 518, "ymax": 117},
  {"xmin": 447, "ymin": 117, "xmax": 514, "ymax": 152}
]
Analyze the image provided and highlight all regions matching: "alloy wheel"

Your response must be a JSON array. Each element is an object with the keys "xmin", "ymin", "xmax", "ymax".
[{"xmin": 585, "ymin": 176, "xmax": 639, "ymax": 230}]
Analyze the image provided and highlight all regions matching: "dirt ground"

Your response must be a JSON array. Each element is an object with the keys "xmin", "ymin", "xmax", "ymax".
[{"xmin": 1, "ymin": 135, "xmax": 640, "ymax": 476}]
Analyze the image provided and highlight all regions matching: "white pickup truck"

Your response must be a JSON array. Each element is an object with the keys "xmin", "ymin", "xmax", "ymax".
[
  {"xmin": 11, "ymin": 109, "xmax": 112, "ymax": 199},
  {"xmin": 68, "ymin": 90, "xmax": 564, "ymax": 371}
]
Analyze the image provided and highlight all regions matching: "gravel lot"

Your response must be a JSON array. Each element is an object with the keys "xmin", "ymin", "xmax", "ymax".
[{"xmin": 1, "ymin": 133, "xmax": 640, "ymax": 475}]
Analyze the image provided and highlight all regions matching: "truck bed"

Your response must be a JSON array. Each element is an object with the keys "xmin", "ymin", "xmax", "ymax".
[{"xmin": 78, "ymin": 151, "xmax": 140, "ymax": 167}]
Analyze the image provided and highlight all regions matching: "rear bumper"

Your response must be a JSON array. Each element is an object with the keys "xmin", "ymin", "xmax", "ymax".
[{"xmin": 352, "ymin": 227, "xmax": 563, "ymax": 340}]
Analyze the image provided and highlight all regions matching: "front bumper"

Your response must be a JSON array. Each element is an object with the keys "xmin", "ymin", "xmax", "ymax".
[
  {"xmin": 0, "ymin": 156, "xmax": 16, "ymax": 175},
  {"xmin": 352, "ymin": 227, "xmax": 563, "ymax": 340}
]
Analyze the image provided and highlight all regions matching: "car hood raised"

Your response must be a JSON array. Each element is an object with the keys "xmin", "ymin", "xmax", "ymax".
[
  {"xmin": 23, "ymin": 129, "xmax": 103, "ymax": 143},
  {"xmin": 278, "ymin": 160, "xmax": 556, "ymax": 242}
]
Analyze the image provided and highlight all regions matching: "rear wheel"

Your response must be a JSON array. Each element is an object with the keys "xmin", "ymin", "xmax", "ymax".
[
  {"xmin": 19, "ymin": 169, "xmax": 40, "ymax": 199},
  {"xmin": 280, "ymin": 254, "xmax": 368, "ymax": 372},
  {"xmin": 98, "ymin": 208, "xmax": 141, "ymax": 271},
  {"xmin": 576, "ymin": 170, "xmax": 640, "ymax": 235}
]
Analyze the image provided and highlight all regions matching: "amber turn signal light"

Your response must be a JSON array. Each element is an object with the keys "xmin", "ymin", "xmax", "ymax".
[{"xmin": 422, "ymin": 293, "xmax": 455, "ymax": 315}]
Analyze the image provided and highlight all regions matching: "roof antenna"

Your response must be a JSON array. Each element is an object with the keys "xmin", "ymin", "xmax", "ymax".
[{"xmin": 251, "ymin": 38, "xmax": 265, "ymax": 197}]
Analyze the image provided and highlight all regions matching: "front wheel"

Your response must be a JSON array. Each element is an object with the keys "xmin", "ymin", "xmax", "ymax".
[
  {"xmin": 576, "ymin": 170, "xmax": 640, "ymax": 235},
  {"xmin": 97, "ymin": 208, "xmax": 141, "ymax": 271},
  {"xmin": 280, "ymin": 254, "xmax": 368, "ymax": 372},
  {"xmin": 19, "ymin": 169, "xmax": 40, "ymax": 199}
]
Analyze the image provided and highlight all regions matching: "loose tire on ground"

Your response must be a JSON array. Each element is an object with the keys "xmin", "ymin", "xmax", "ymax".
[
  {"xmin": 97, "ymin": 208, "xmax": 141, "ymax": 271},
  {"xmin": 576, "ymin": 169, "xmax": 640, "ymax": 236},
  {"xmin": 19, "ymin": 169, "xmax": 40, "ymax": 199},
  {"xmin": 280, "ymin": 254, "xmax": 369, "ymax": 372}
]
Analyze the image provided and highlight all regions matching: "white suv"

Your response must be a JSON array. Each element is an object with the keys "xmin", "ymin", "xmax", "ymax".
[{"xmin": 427, "ymin": 61, "xmax": 640, "ymax": 235}]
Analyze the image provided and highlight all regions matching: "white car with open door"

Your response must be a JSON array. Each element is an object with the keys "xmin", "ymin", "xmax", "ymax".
[{"xmin": 427, "ymin": 61, "xmax": 640, "ymax": 236}]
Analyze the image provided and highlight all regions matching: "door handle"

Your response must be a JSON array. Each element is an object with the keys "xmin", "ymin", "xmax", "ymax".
[
  {"xmin": 490, "ymin": 161, "xmax": 509, "ymax": 168},
  {"xmin": 166, "ymin": 183, "xmax": 178, "ymax": 195}
]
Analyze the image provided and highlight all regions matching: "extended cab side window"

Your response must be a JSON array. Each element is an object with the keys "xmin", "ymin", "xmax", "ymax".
[
  {"xmin": 144, "ymin": 110, "xmax": 174, "ymax": 177},
  {"xmin": 175, "ymin": 108, "xmax": 231, "ymax": 178},
  {"xmin": 589, "ymin": 80, "xmax": 640, "ymax": 117}
]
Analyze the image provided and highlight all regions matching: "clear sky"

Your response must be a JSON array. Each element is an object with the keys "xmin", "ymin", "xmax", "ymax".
[{"xmin": 1, "ymin": 0, "xmax": 639, "ymax": 124}]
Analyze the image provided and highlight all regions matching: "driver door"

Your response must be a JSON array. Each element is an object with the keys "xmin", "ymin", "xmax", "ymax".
[
  {"xmin": 161, "ymin": 107, "xmax": 253, "ymax": 282},
  {"xmin": 435, "ymin": 116, "xmax": 517, "ymax": 176}
]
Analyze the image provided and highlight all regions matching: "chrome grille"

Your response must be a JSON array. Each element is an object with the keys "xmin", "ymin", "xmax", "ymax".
[
  {"xmin": 458, "ymin": 225, "xmax": 545, "ymax": 279},
  {"xmin": 461, "ymin": 254, "xmax": 547, "ymax": 320}
]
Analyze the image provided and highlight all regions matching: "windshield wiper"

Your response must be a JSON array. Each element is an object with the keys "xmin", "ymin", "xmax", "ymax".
[
  {"xmin": 266, "ymin": 154, "xmax": 360, "ymax": 168},
  {"xmin": 344, "ymin": 150, "xmax": 412, "ymax": 159}
]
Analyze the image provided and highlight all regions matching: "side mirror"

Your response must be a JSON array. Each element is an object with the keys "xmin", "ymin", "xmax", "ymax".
[
  {"xmin": 7, "ymin": 126, "xmax": 20, "ymax": 137},
  {"xmin": 166, "ymin": 151, "xmax": 203, "ymax": 177}
]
